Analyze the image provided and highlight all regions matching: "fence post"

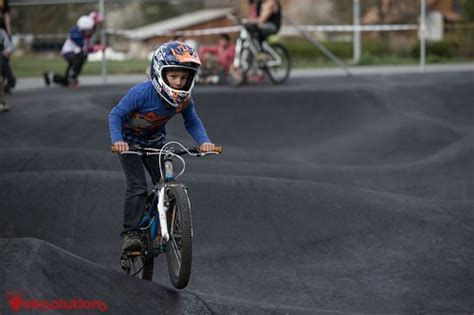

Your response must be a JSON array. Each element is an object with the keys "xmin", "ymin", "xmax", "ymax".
[
  {"xmin": 420, "ymin": 0, "xmax": 427, "ymax": 73},
  {"xmin": 99, "ymin": 0, "xmax": 107, "ymax": 84},
  {"xmin": 353, "ymin": 0, "xmax": 361, "ymax": 64}
]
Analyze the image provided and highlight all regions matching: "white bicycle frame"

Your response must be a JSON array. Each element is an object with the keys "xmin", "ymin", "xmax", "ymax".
[
  {"xmin": 119, "ymin": 141, "xmax": 218, "ymax": 243},
  {"xmin": 157, "ymin": 186, "xmax": 169, "ymax": 241},
  {"xmin": 232, "ymin": 26, "xmax": 283, "ymax": 70},
  {"xmin": 261, "ymin": 41, "xmax": 283, "ymax": 67}
]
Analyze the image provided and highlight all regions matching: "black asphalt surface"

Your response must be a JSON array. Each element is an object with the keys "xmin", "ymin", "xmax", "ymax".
[{"xmin": 0, "ymin": 72, "xmax": 473, "ymax": 314}]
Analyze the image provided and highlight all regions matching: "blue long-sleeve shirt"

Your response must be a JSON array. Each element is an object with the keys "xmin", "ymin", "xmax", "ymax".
[
  {"xmin": 109, "ymin": 81, "xmax": 210, "ymax": 148},
  {"xmin": 61, "ymin": 26, "xmax": 91, "ymax": 55}
]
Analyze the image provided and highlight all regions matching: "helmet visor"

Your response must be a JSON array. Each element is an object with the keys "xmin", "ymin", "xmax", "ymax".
[{"xmin": 161, "ymin": 66, "xmax": 197, "ymax": 92}]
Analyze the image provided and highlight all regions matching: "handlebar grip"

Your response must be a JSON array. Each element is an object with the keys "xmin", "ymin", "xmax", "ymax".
[
  {"xmin": 111, "ymin": 145, "xmax": 120, "ymax": 153},
  {"xmin": 214, "ymin": 146, "xmax": 223, "ymax": 153}
]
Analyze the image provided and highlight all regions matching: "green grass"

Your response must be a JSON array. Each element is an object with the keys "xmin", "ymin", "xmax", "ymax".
[
  {"xmin": 11, "ymin": 51, "xmax": 474, "ymax": 78},
  {"xmin": 11, "ymin": 54, "xmax": 150, "ymax": 78}
]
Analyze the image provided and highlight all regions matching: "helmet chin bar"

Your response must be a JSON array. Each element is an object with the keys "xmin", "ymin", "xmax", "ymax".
[{"xmin": 152, "ymin": 76, "xmax": 194, "ymax": 109}]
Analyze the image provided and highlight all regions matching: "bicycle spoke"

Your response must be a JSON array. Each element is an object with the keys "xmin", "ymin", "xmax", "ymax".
[
  {"xmin": 172, "ymin": 233, "xmax": 182, "ymax": 241},
  {"xmin": 171, "ymin": 237, "xmax": 182, "ymax": 270}
]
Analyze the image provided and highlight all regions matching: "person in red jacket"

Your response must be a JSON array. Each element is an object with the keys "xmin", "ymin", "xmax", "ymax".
[{"xmin": 198, "ymin": 34, "xmax": 235, "ymax": 84}]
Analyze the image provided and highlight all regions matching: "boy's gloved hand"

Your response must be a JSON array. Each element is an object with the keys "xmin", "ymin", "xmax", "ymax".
[
  {"xmin": 199, "ymin": 142, "xmax": 215, "ymax": 152},
  {"xmin": 113, "ymin": 141, "xmax": 129, "ymax": 152}
]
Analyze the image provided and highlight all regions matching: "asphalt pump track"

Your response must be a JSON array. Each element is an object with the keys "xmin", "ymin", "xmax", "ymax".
[{"xmin": 0, "ymin": 72, "xmax": 473, "ymax": 313}]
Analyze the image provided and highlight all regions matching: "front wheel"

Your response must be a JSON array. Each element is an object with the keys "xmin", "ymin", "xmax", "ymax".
[
  {"xmin": 263, "ymin": 43, "xmax": 291, "ymax": 84},
  {"xmin": 166, "ymin": 184, "xmax": 193, "ymax": 289}
]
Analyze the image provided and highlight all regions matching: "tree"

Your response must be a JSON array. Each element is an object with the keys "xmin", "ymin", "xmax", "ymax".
[{"xmin": 462, "ymin": 0, "xmax": 474, "ymax": 21}]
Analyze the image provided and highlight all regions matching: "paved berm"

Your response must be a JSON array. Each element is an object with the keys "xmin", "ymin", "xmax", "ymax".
[{"xmin": 0, "ymin": 70, "xmax": 473, "ymax": 314}]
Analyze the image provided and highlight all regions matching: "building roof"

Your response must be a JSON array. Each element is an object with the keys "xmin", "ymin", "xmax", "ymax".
[{"xmin": 124, "ymin": 7, "xmax": 234, "ymax": 40}]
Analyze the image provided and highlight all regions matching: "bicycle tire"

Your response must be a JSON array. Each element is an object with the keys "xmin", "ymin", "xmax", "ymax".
[
  {"xmin": 166, "ymin": 184, "xmax": 193, "ymax": 289},
  {"xmin": 263, "ymin": 43, "xmax": 291, "ymax": 84},
  {"xmin": 231, "ymin": 47, "xmax": 253, "ymax": 86},
  {"xmin": 123, "ymin": 230, "xmax": 154, "ymax": 281},
  {"xmin": 141, "ymin": 230, "xmax": 154, "ymax": 280}
]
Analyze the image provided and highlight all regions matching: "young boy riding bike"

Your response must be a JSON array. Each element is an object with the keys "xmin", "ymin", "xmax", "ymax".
[{"xmin": 109, "ymin": 41, "xmax": 216, "ymax": 252}]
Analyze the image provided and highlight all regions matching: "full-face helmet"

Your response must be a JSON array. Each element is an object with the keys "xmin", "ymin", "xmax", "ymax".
[
  {"xmin": 77, "ymin": 15, "xmax": 94, "ymax": 31},
  {"xmin": 150, "ymin": 41, "xmax": 201, "ymax": 108}
]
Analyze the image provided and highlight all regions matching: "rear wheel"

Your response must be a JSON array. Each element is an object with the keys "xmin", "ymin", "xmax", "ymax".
[
  {"xmin": 263, "ymin": 43, "xmax": 291, "ymax": 84},
  {"xmin": 121, "ymin": 230, "xmax": 154, "ymax": 281},
  {"xmin": 166, "ymin": 184, "xmax": 193, "ymax": 289}
]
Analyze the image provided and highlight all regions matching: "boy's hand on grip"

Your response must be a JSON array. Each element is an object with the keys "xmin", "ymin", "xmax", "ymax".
[
  {"xmin": 112, "ymin": 141, "xmax": 129, "ymax": 153},
  {"xmin": 199, "ymin": 142, "xmax": 215, "ymax": 152}
]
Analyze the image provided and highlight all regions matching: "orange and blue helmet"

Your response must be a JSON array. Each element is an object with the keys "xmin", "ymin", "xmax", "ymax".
[{"xmin": 150, "ymin": 41, "xmax": 201, "ymax": 108}]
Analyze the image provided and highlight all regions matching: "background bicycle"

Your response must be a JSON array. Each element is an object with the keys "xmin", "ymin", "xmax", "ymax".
[
  {"xmin": 230, "ymin": 19, "xmax": 291, "ymax": 85},
  {"xmin": 114, "ymin": 141, "xmax": 222, "ymax": 289}
]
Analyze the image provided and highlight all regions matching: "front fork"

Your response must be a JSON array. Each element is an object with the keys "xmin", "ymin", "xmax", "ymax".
[
  {"xmin": 157, "ymin": 157, "xmax": 174, "ymax": 241},
  {"xmin": 157, "ymin": 187, "xmax": 170, "ymax": 241}
]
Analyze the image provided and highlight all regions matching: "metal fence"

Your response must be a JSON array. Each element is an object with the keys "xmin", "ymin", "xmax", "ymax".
[{"xmin": 10, "ymin": 0, "xmax": 473, "ymax": 80}]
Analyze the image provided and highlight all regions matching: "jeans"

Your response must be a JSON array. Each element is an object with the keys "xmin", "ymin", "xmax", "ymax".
[
  {"xmin": 0, "ymin": 54, "xmax": 3, "ymax": 104},
  {"xmin": 2, "ymin": 57, "xmax": 15, "ymax": 89},
  {"xmin": 53, "ymin": 52, "xmax": 87, "ymax": 86},
  {"xmin": 119, "ymin": 153, "xmax": 162, "ymax": 234}
]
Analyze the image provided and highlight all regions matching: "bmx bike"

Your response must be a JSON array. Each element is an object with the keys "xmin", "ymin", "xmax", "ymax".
[
  {"xmin": 113, "ymin": 141, "xmax": 222, "ymax": 289},
  {"xmin": 230, "ymin": 19, "xmax": 291, "ymax": 85}
]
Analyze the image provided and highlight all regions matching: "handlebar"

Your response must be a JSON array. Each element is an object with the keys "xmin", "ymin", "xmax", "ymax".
[
  {"xmin": 111, "ymin": 144, "xmax": 223, "ymax": 156},
  {"xmin": 111, "ymin": 141, "xmax": 221, "ymax": 181}
]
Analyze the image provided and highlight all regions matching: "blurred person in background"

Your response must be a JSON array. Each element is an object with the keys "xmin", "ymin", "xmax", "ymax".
[
  {"xmin": 43, "ymin": 14, "xmax": 104, "ymax": 88},
  {"xmin": 0, "ymin": 0, "xmax": 11, "ymax": 37},
  {"xmin": 0, "ymin": 17, "xmax": 16, "ymax": 93},
  {"xmin": 0, "ymin": 20, "xmax": 11, "ymax": 112},
  {"xmin": 248, "ymin": 0, "xmax": 262, "ymax": 19},
  {"xmin": 0, "ymin": 15, "xmax": 14, "ymax": 93},
  {"xmin": 246, "ymin": 0, "xmax": 281, "ymax": 58},
  {"xmin": 198, "ymin": 33, "xmax": 235, "ymax": 84},
  {"xmin": 88, "ymin": 10, "xmax": 106, "ymax": 50},
  {"xmin": 1, "ymin": 0, "xmax": 14, "ymax": 93},
  {"xmin": 89, "ymin": 10, "xmax": 103, "ymax": 34}
]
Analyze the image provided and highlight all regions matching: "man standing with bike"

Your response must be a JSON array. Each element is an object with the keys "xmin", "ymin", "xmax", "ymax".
[{"xmin": 109, "ymin": 41, "xmax": 215, "ymax": 252}]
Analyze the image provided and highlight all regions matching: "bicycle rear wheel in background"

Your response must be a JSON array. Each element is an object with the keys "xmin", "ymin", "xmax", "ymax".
[
  {"xmin": 263, "ymin": 43, "xmax": 291, "ymax": 84},
  {"xmin": 231, "ymin": 47, "xmax": 253, "ymax": 86},
  {"xmin": 166, "ymin": 184, "xmax": 193, "ymax": 289},
  {"xmin": 121, "ymin": 230, "xmax": 154, "ymax": 281}
]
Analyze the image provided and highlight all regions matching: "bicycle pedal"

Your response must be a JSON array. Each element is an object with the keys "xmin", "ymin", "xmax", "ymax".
[
  {"xmin": 120, "ymin": 259, "xmax": 130, "ymax": 270},
  {"xmin": 123, "ymin": 250, "xmax": 141, "ymax": 256}
]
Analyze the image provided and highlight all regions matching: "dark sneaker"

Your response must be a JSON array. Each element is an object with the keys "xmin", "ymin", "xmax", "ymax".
[
  {"xmin": 0, "ymin": 102, "xmax": 10, "ymax": 112},
  {"xmin": 122, "ymin": 231, "xmax": 142, "ymax": 252},
  {"xmin": 68, "ymin": 77, "xmax": 79, "ymax": 89},
  {"xmin": 4, "ymin": 77, "xmax": 16, "ymax": 93},
  {"xmin": 43, "ymin": 72, "xmax": 51, "ymax": 86},
  {"xmin": 9, "ymin": 77, "xmax": 16, "ymax": 89}
]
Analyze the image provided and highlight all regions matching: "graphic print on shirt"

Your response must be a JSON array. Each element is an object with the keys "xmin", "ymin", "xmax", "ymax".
[{"xmin": 124, "ymin": 112, "xmax": 172, "ymax": 133}]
